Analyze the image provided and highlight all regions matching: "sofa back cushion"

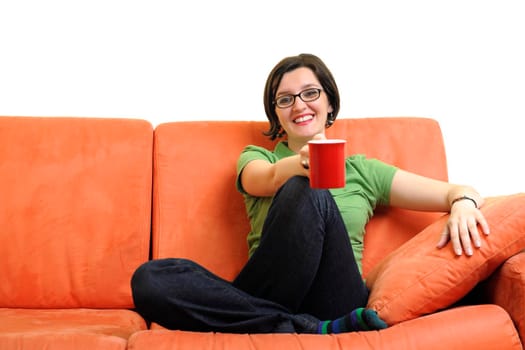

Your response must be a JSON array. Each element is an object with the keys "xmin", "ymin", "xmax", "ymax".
[
  {"xmin": 152, "ymin": 117, "xmax": 447, "ymax": 280},
  {"xmin": 325, "ymin": 117, "xmax": 448, "ymax": 275},
  {"xmin": 0, "ymin": 117, "xmax": 153, "ymax": 308}
]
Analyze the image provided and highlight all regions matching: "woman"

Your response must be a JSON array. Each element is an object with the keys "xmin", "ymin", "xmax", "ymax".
[{"xmin": 131, "ymin": 53, "xmax": 490, "ymax": 335}]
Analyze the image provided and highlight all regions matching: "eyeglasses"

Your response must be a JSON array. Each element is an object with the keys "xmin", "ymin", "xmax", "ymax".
[{"xmin": 274, "ymin": 88, "xmax": 322, "ymax": 109}]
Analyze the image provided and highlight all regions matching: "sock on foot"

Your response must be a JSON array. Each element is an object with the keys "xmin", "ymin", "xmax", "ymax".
[{"xmin": 317, "ymin": 308, "xmax": 388, "ymax": 334}]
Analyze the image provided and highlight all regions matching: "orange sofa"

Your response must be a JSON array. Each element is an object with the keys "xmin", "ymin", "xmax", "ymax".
[{"xmin": 1, "ymin": 116, "xmax": 525, "ymax": 350}]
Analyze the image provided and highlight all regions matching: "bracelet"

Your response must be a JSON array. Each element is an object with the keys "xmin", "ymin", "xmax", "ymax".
[{"xmin": 451, "ymin": 195, "xmax": 478, "ymax": 209}]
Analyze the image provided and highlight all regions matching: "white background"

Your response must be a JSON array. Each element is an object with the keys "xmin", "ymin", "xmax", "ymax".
[{"xmin": 1, "ymin": 0, "xmax": 523, "ymax": 196}]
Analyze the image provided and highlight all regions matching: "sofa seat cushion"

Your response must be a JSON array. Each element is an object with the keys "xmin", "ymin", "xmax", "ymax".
[
  {"xmin": 366, "ymin": 194, "xmax": 525, "ymax": 325},
  {"xmin": 127, "ymin": 305, "xmax": 521, "ymax": 350},
  {"xmin": 0, "ymin": 332, "xmax": 127, "ymax": 350},
  {"xmin": 0, "ymin": 308, "xmax": 147, "ymax": 349}
]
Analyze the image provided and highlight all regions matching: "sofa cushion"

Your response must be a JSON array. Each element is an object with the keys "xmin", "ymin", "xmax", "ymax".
[
  {"xmin": 325, "ymin": 117, "xmax": 448, "ymax": 276},
  {"xmin": 0, "ymin": 308, "xmax": 147, "ymax": 349},
  {"xmin": 127, "ymin": 305, "xmax": 521, "ymax": 350},
  {"xmin": 151, "ymin": 117, "xmax": 448, "ymax": 280},
  {"xmin": 0, "ymin": 117, "xmax": 153, "ymax": 308},
  {"xmin": 366, "ymin": 193, "xmax": 525, "ymax": 325},
  {"xmin": 152, "ymin": 121, "xmax": 275, "ymax": 280},
  {"xmin": 0, "ymin": 333, "xmax": 128, "ymax": 350}
]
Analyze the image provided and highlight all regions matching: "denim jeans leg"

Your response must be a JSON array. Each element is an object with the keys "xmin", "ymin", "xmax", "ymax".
[
  {"xmin": 131, "ymin": 258, "xmax": 320, "ymax": 333},
  {"xmin": 233, "ymin": 176, "xmax": 368, "ymax": 320}
]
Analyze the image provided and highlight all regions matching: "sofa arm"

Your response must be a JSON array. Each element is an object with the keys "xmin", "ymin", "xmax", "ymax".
[{"xmin": 483, "ymin": 251, "xmax": 525, "ymax": 338}]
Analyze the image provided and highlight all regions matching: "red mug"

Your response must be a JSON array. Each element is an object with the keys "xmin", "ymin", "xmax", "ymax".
[{"xmin": 308, "ymin": 139, "xmax": 346, "ymax": 189}]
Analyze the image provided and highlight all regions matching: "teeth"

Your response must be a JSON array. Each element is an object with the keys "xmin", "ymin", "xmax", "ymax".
[{"xmin": 295, "ymin": 115, "xmax": 313, "ymax": 123}]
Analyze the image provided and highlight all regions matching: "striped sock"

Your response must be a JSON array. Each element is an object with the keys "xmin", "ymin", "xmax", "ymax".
[{"xmin": 317, "ymin": 308, "xmax": 387, "ymax": 334}]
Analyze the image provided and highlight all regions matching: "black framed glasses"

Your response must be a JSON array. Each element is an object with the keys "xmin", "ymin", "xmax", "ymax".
[{"xmin": 274, "ymin": 88, "xmax": 322, "ymax": 109}]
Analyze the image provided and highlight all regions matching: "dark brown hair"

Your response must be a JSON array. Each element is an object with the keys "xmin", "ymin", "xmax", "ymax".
[{"xmin": 263, "ymin": 53, "xmax": 340, "ymax": 140}]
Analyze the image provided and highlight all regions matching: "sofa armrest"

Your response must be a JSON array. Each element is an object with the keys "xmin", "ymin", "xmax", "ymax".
[{"xmin": 483, "ymin": 251, "xmax": 525, "ymax": 338}]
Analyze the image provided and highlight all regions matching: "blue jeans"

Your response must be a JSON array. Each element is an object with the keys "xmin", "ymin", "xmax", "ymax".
[{"xmin": 131, "ymin": 176, "xmax": 368, "ymax": 333}]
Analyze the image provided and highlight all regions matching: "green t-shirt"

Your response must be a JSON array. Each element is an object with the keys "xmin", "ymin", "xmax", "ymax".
[{"xmin": 236, "ymin": 141, "xmax": 397, "ymax": 273}]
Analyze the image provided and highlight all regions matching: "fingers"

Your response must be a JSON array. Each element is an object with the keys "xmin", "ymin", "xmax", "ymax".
[
  {"xmin": 459, "ymin": 219, "xmax": 477, "ymax": 255},
  {"xmin": 447, "ymin": 220, "xmax": 475, "ymax": 256},
  {"xmin": 477, "ymin": 212, "xmax": 491, "ymax": 236},
  {"xmin": 436, "ymin": 230, "xmax": 449, "ymax": 249},
  {"xmin": 298, "ymin": 146, "xmax": 310, "ymax": 170},
  {"xmin": 448, "ymin": 224, "xmax": 464, "ymax": 256},
  {"xmin": 301, "ymin": 159, "xmax": 310, "ymax": 170},
  {"xmin": 441, "ymin": 210, "xmax": 490, "ymax": 256},
  {"xmin": 467, "ymin": 218, "xmax": 482, "ymax": 249}
]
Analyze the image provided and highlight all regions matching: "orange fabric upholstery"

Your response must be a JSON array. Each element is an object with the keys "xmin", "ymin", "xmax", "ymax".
[
  {"xmin": 484, "ymin": 251, "xmax": 525, "ymax": 338},
  {"xmin": 152, "ymin": 121, "xmax": 274, "ymax": 280},
  {"xmin": 152, "ymin": 118, "xmax": 447, "ymax": 279},
  {"xmin": 1, "ymin": 116, "xmax": 524, "ymax": 349},
  {"xmin": 148, "ymin": 117, "xmax": 523, "ymax": 349},
  {"xmin": 0, "ymin": 333, "xmax": 128, "ymax": 350},
  {"xmin": 0, "ymin": 117, "xmax": 152, "ymax": 308},
  {"xmin": 0, "ymin": 308, "xmax": 146, "ymax": 349},
  {"xmin": 367, "ymin": 194, "xmax": 525, "ymax": 325},
  {"xmin": 324, "ymin": 117, "xmax": 449, "ymax": 276},
  {"xmin": 0, "ymin": 117, "xmax": 152, "ymax": 348},
  {"xmin": 128, "ymin": 305, "xmax": 521, "ymax": 350}
]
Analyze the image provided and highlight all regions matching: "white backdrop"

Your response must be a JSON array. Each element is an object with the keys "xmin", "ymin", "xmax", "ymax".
[{"xmin": 1, "ymin": 0, "xmax": 523, "ymax": 196}]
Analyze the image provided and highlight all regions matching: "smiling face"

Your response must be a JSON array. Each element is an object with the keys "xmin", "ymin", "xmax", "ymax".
[
  {"xmin": 262, "ymin": 54, "xmax": 341, "ymax": 143},
  {"xmin": 275, "ymin": 67, "xmax": 333, "ymax": 151}
]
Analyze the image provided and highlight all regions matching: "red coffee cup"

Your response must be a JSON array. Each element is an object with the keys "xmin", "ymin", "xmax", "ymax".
[{"xmin": 308, "ymin": 139, "xmax": 346, "ymax": 189}]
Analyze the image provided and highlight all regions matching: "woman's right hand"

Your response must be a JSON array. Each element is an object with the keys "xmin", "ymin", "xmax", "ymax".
[{"xmin": 299, "ymin": 133, "xmax": 326, "ymax": 171}]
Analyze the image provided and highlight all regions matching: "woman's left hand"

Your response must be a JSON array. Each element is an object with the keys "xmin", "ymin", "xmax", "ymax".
[{"xmin": 437, "ymin": 200, "xmax": 490, "ymax": 256}]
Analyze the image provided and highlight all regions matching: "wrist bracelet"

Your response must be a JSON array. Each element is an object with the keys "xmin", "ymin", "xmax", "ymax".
[{"xmin": 451, "ymin": 195, "xmax": 478, "ymax": 209}]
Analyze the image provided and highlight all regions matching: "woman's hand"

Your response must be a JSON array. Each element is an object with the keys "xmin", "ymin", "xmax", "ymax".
[
  {"xmin": 437, "ymin": 200, "xmax": 490, "ymax": 256},
  {"xmin": 298, "ymin": 133, "xmax": 326, "ymax": 171},
  {"xmin": 388, "ymin": 167, "xmax": 490, "ymax": 257}
]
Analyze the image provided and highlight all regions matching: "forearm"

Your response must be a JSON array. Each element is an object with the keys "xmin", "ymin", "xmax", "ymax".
[
  {"xmin": 390, "ymin": 170, "xmax": 484, "ymax": 212},
  {"xmin": 242, "ymin": 155, "xmax": 309, "ymax": 197},
  {"xmin": 270, "ymin": 155, "xmax": 309, "ymax": 192}
]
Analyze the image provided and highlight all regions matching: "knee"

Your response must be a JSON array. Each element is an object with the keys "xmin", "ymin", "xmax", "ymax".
[
  {"xmin": 282, "ymin": 175, "xmax": 309, "ymax": 190},
  {"xmin": 131, "ymin": 260, "xmax": 154, "ymax": 294},
  {"xmin": 130, "ymin": 260, "xmax": 160, "ymax": 306},
  {"xmin": 278, "ymin": 176, "xmax": 331, "ymax": 203},
  {"xmin": 131, "ymin": 258, "xmax": 197, "ymax": 306},
  {"xmin": 278, "ymin": 176, "xmax": 312, "ymax": 199}
]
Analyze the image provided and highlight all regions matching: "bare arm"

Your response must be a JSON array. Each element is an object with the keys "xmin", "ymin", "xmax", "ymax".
[
  {"xmin": 390, "ymin": 169, "xmax": 490, "ymax": 256},
  {"xmin": 240, "ymin": 134, "xmax": 326, "ymax": 197},
  {"xmin": 240, "ymin": 155, "xmax": 309, "ymax": 197}
]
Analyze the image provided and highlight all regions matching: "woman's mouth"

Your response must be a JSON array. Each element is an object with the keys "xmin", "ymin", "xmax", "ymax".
[{"xmin": 294, "ymin": 115, "xmax": 313, "ymax": 124}]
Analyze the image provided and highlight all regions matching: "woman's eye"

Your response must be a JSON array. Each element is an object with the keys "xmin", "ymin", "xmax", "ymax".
[
  {"xmin": 278, "ymin": 96, "xmax": 292, "ymax": 105},
  {"xmin": 302, "ymin": 89, "xmax": 318, "ymax": 98}
]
